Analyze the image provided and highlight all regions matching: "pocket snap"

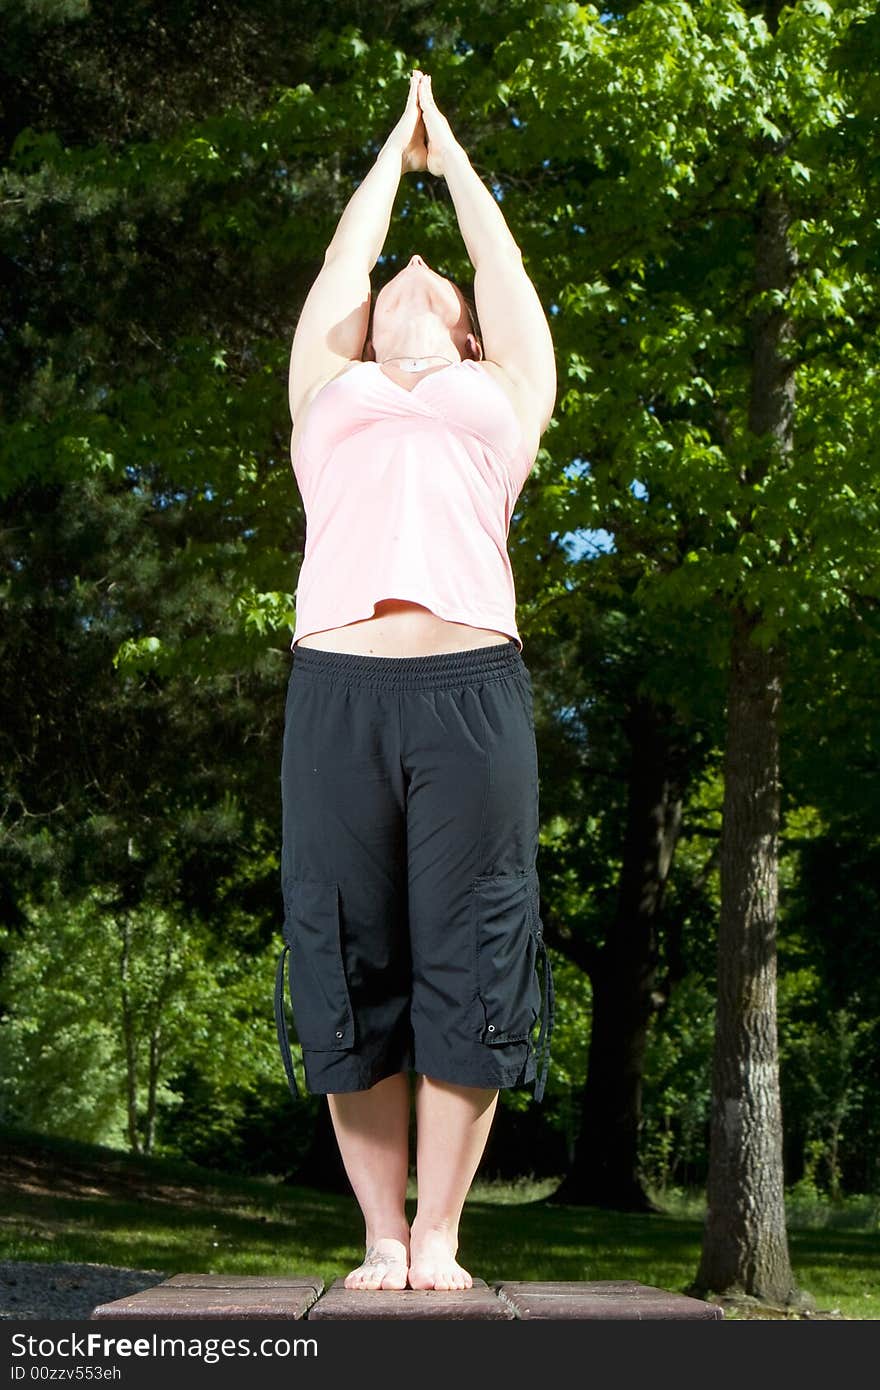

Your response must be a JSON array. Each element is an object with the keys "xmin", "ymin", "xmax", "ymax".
[
  {"xmin": 282, "ymin": 877, "xmax": 355, "ymax": 1051},
  {"xmin": 472, "ymin": 871, "xmax": 542, "ymax": 1045}
]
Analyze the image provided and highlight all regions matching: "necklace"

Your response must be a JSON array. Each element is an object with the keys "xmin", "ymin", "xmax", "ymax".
[{"xmin": 379, "ymin": 354, "xmax": 456, "ymax": 374}]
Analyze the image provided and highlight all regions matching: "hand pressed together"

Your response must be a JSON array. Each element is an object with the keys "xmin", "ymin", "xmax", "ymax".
[
  {"xmin": 387, "ymin": 68, "xmax": 429, "ymax": 173},
  {"xmin": 417, "ymin": 73, "xmax": 461, "ymax": 178},
  {"xmin": 387, "ymin": 69, "xmax": 461, "ymax": 178}
]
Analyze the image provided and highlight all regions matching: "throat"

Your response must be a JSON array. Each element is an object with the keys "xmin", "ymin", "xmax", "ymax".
[{"xmin": 381, "ymin": 355, "xmax": 456, "ymax": 373}]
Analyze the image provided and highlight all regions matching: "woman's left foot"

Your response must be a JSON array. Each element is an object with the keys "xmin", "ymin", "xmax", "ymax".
[{"xmin": 407, "ymin": 1221, "xmax": 473, "ymax": 1290}]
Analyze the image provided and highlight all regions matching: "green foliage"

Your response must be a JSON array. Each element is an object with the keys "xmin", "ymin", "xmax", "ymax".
[
  {"xmin": 641, "ymin": 974, "xmax": 716, "ymax": 1193},
  {"xmin": 0, "ymin": 886, "xmax": 282, "ymax": 1153},
  {"xmin": 1, "ymin": 0, "xmax": 878, "ymax": 1195},
  {"xmin": 781, "ymin": 1002, "xmax": 873, "ymax": 1201}
]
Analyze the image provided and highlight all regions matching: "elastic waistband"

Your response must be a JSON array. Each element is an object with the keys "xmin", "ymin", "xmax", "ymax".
[{"xmin": 291, "ymin": 638, "xmax": 524, "ymax": 691}]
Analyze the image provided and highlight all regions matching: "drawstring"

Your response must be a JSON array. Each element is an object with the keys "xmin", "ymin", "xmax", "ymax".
[
  {"xmin": 532, "ymin": 933, "xmax": 555, "ymax": 1103},
  {"xmin": 274, "ymin": 944, "xmax": 300, "ymax": 1100}
]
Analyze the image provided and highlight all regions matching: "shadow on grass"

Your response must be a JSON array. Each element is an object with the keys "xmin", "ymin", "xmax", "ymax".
[
  {"xmin": 460, "ymin": 1198, "xmax": 709, "ymax": 1289},
  {"xmin": 1, "ymin": 1126, "xmax": 877, "ymax": 1317}
]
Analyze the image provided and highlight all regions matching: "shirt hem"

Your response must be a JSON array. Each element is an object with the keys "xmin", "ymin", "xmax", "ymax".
[{"xmin": 291, "ymin": 595, "xmax": 522, "ymax": 653}]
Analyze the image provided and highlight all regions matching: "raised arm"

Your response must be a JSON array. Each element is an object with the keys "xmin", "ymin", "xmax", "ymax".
[
  {"xmin": 417, "ymin": 74, "xmax": 556, "ymax": 434},
  {"xmin": 287, "ymin": 70, "xmax": 428, "ymax": 438}
]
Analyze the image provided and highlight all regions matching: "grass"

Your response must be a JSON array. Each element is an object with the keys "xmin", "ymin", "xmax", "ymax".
[{"xmin": 1, "ymin": 1127, "xmax": 877, "ymax": 1319}]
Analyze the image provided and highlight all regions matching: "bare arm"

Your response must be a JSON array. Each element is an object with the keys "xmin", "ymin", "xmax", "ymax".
[
  {"xmin": 418, "ymin": 75, "xmax": 556, "ymax": 433},
  {"xmin": 288, "ymin": 71, "xmax": 428, "ymax": 432}
]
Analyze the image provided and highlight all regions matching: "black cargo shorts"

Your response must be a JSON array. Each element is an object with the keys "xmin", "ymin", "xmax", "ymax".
[{"xmin": 274, "ymin": 637, "xmax": 554, "ymax": 1103}]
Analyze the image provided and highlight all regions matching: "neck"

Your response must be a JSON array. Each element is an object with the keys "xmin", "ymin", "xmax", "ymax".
[
  {"xmin": 376, "ymin": 316, "xmax": 462, "ymax": 367},
  {"xmin": 381, "ymin": 353, "xmax": 456, "ymax": 372}
]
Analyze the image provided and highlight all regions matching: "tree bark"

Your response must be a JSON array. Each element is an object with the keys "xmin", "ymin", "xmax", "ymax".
[
  {"xmin": 144, "ymin": 934, "xmax": 174, "ymax": 1156},
  {"xmin": 144, "ymin": 1024, "xmax": 161, "ymax": 1156},
  {"xmin": 551, "ymin": 696, "xmax": 685, "ymax": 1209},
  {"xmin": 693, "ymin": 603, "xmax": 805, "ymax": 1302},
  {"xmin": 694, "ymin": 176, "xmax": 808, "ymax": 1307},
  {"xmin": 119, "ymin": 914, "xmax": 140, "ymax": 1155}
]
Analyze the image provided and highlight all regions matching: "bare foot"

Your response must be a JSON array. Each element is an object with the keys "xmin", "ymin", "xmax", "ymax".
[
  {"xmin": 344, "ymin": 1235, "xmax": 410, "ymax": 1291},
  {"xmin": 407, "ymin": 1221, "xmax": 473, "ymax": 1291}
]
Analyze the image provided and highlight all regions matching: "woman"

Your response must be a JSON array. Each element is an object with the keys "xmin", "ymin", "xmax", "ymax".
[{"xmin": 275, "ymin": 70, "xmax": 557, "ymax": 1294}]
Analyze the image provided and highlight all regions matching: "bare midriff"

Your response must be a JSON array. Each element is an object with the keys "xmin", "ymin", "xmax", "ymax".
[{"xmin": 294, "ymin": 598, "xmax": 511, "ymax": 656}]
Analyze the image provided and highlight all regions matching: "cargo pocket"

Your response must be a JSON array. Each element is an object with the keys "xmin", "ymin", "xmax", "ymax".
[
  {"xmin": 282, "ymin": 877, "xmax": 355, "ymax": 1052},
  {"xmin": 473, "ymin": 870, "xmax": 542, "ymax": 1046}
]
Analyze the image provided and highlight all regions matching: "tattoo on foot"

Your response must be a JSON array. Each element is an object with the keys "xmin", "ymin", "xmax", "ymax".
[{"xmin": 361, "ymin": 1243, "xmax": 407, "ymax": 1267}]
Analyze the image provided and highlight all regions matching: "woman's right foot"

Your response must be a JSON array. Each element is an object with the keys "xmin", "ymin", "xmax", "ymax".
[{"xmin": 344, "ymin": 1235, "xmax": 410, "ymax": 1290}]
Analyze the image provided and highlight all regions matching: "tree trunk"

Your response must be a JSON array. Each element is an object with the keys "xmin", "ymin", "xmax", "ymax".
[
  {"xmin": 144, "ymin": 1025, "xmax": 161, "ymax": 1156},
  {"xmin": 119, "ymin": 914, "xmax": 140, "ymax": 1155},
  {"xmin": 144, "ymin": 934, "xmax": 174, "ymax": 1156},
  {"xmin": 694, "ymin": 175, "xmax": 809, "ymax": 1307},
  {"xmin": 552, "ymin": 696, "xmax": 684, "ymax": 1209},
  {"xmin": 694, "ymin": 603, "xmax": 805, "ymax": 1303}
]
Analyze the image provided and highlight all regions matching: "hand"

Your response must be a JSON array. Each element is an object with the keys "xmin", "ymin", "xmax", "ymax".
[
  {"xmin": 417, "ymin": 73, "xmax": 460, "ymax": 177},
  {"xmin": 386, "ymin": 69, "xmax": 428, "ymax": 173}
]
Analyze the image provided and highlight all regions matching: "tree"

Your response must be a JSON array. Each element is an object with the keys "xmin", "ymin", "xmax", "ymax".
[
  {"xmin": 691, "ymin": 0, "xmax": 877, "ymax": 1308},
  {"xmin": 489, "ymin": 0, "xmax": 876, "ymax": 1307}
]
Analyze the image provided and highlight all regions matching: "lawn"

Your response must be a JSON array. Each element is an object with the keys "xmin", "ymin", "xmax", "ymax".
[{"xmin": 1, "ymin": 1127, "xmax": 877, "ymax": 1319}]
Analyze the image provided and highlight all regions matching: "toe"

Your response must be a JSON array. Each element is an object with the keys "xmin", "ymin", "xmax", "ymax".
[{"xmin": 348, "ymin": 1256, "xmax": 407, "ymax": 1292}]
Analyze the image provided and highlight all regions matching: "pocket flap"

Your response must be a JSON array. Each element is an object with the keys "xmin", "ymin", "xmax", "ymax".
[
  {"xmin": 282, "ymin": 877, "xmax": 355, "ymax": 1051},
  {"xmin": 473, "ymin": 871, "xmax": 541, "ymax": 1045}
]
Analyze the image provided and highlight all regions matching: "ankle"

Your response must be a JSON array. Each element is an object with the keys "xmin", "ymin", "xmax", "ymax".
[
  {"xmin": 411, "ymin": 1214, "xmax": 459, "ymax": 1241},
  {"xmin": 364, "ymin": 1221, "xmax": 410, "ymax": 1246}
]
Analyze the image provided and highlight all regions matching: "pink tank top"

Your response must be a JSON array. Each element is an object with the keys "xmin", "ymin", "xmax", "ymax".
[{"xmin": 289, "ymin": 359, "xmax": 535, "ymax": 652}]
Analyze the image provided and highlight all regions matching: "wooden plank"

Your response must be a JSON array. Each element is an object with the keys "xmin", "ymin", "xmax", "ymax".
[
  {"xmin": 493, "ymin": 1279, "xmax": 723, "ymax": 1320},
  {"xmin": 91, "ymin": 1275, "xmax": 323, "ymax": 1320},
  {"xmin": 161, "ymin": 1274, "xmax": 320, "ymax": 1289},
  {"xmin": 90, "ymin": 1274, "xmax": 722, "ymax": 1321},
  {"xmin": 307, "ymin": 1275, "xmax": 514, "ymax": 1321},
  {"xmin": 500, "ymin": 1280, "xmax": 647, "ymax": 1295}
]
